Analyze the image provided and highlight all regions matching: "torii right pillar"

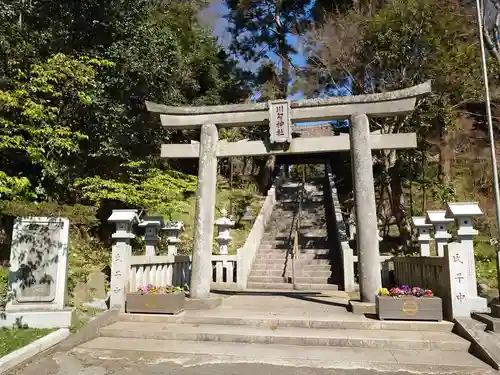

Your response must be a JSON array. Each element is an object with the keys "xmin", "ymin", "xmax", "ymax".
[{"xmin": 350, "ymin": 113, "xmax": 382, "ymax": 303}]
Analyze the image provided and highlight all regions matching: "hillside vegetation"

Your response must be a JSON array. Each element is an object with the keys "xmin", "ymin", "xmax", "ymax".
[{"xmin": 0, "ymin": 0, "xmax": 498, "ymax": 297}]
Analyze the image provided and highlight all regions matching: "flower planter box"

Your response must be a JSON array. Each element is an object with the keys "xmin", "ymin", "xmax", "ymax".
[
  {"xmin": 376, "ymin": 295, "xmax": 443, "ymax": 321},
  {"xmin": 126, "ymin": 292, "xmax": 184, "ymax": 314}
]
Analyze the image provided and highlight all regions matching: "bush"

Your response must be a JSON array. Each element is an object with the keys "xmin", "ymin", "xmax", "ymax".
[{"xmin": 0, "ymin": 267, "xmax": 7, "ymax": 309}]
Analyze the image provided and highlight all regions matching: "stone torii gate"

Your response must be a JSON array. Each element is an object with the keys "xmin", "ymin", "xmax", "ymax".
[{"xmin": 146, "ymin": 81, "xmax": 431, "ymax": 304}]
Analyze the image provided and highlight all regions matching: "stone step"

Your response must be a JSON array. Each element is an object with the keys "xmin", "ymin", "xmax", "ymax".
[
  {"xmin": 251, "ymin": 263, "xmax": 332, "ymax": 271},
  {"xmin": 253, "ymin": 255, "xmax": 330, "ymax": 263},
  {"xmin": 258, "ymin": 248, "xmax": 330, "ymax": 254},
  {"xmin": 246, "ymin": 282, "xmax": 294, "ymax": 289},
  {"xmin": 247, "ymin": 276, "xmax": 336, "ymax": 284},
  {"xmin": 74, "ymin": 339, "xmax": 491, "ymax": 374},
  {"xmin": 119, "ymin": 312, "xmax": 454, "ymax": 332},
  {"xmin": 252, "ymin": 258, "xmax": 331, "ymax": 265},
  {"xmin": 98, "ymin": 322, "xmax": 470, "ymax": 351},
  {"xmin": 245, "ymin": 282, "xmax": 340, "ymax": 290},
  {"xmin": 249, "ymin": 270, "xmax": 333, "ymax": 278}
]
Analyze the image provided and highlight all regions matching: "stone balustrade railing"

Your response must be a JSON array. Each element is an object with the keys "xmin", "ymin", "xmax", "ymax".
[
  {"xmin": 107, "ymin": 171, "xmax": 283, "ymax": 310},
  {"xmin": 236, "ymin": 185, "xmax": 278, "ymax": 290},
  {"xmin": 129, "ymin": 255, "xmax": 191, "ymax": 292}
]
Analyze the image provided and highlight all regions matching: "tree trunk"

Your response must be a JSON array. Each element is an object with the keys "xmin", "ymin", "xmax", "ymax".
[
  {"xmin": 439, "ymin": 124, "xmax": 453, "ymax": 184},
  {"xmin": 389, "ymin": 159, "xmax": 410, "ymax": 244}
]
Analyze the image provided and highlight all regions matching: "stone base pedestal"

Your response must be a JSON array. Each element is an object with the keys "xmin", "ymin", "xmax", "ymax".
[
  {"xmin": 185, "ymin": 294, "xmax": 222, "ymax": 310},
  {"xmin": 348, "ymin": 300, "xmax": 376, "ymax": 315},
  {"xmin": 470, "ymin": 296, "xmax": 489, "ymax": 314},
  {"xmin": 490, "ymin": 303, "xmax": 500, "ymax": 318},
  {"xmin": 0, "ymin": 308, "xmax": 75, "ymax": 329}
]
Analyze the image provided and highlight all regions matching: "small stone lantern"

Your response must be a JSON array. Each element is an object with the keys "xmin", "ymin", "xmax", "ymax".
[
  {"xmin": 108, "ymin": 209, "xmax": 140, "ymax": 243},
  {"xmin": 445, "ymin": 202, "xmax": 487, "ymax": 313},
  {"xmin": 241, "ymin": 206, "xmax": 255, "ymax": 223},
  {"xmin": 411, "ymin": 216, "xmax": 432, "ymax": 257},
  {"xmin": 425, "ymin": 210, "xmax": 453, "ymax": 257},
  {"xmin": 138, "ymin": 216, "xmax": 164, "ymax": 256},
  {"xmin": 162, "ymin": 221, "xmax": 184, "ymax": 256},
  {"xmin": 215, "ymin": 208, "xmax": 235, "ymax": 255}
]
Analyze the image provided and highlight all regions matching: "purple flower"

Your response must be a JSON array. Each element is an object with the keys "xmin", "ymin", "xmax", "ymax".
[{"xmin": 412, "ymin": 287, "xmax": 424, "ymax": 297}]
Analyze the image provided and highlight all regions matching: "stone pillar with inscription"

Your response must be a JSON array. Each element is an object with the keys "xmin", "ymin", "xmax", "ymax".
[
  {"xmin": 411, "ymin": 217, "xmax": 432, "ymax": 257},
  {"xmin": 138, "ymin": 216, "xmax": 164, "ymax": 256},
  {"xmin": 446, "ymin": 242, "xmax": 472, "ymax": 318},
  {"xmin": 191, "ymin": 123, "xmax": 218, "ymax": 299},
  {"xmin": 108, "ymin": 209, "xmax": 140, "ymax": 312},
  {"xmin": 426, "ymin": 210, "xmax": 453, "ymax": 257},
  {"xmin": 349, "ymin": 113, "xmax": 381, "ymax": 303},
  {"xmin": 445, "ymin": 202, "xmax": 488, "ymax": 313}
]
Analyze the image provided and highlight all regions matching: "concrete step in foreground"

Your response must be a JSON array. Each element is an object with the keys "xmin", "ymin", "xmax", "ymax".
[
  {"xmin": 99, "ymin": 321, "xmax": 470, "ymax": 351},
  {"xmin": 73, "ymin": 338, "xmax": 493, "ymax": 374}
]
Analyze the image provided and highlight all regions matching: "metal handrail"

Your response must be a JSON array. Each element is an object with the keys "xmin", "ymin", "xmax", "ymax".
[{"xmin": 289, "ymin": 169, "xmax": 305, "ymax": 288}]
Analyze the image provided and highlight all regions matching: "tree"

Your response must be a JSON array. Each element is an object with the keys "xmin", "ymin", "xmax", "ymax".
[
  {"xmin": 0, "ymin": 53, "xmax": 112, "ymax": 201},
  {"xmin": 225, "ymin": 0, "xmax": 314, "ymax": 98},
  {"xmin": 302, "ymin": 0, "xmax": 491, "ymax": 241}
]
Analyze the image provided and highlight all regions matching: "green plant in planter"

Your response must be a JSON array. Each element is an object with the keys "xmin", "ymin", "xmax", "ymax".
[{"xmin": 136, "ymin": 284, "xmax": 184, "ymax": 294}]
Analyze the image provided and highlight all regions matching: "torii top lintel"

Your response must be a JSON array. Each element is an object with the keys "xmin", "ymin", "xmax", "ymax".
[{"xmin": 146, "ymin": 81, "xmax": 431, "ymax": 129}]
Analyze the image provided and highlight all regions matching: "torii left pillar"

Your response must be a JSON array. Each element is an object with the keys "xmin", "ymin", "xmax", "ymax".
[{"xmin": 190, "ymin": 123, "xmax": 218, "ymax": 299}]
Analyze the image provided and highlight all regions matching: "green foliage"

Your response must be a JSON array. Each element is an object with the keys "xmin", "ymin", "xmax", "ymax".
[
  {"xmin": 0, "ymin": 327, "xmax": 55, "ymax": 356},
  {"xmin": 67, "ymin": 229, "xmax": 110, "ymax": 294},
  {"xmin": 475, "ymin": 240, "xmax": 498, "ymax": 288},
  {"xmin": 0, "ymin": 172, "xmax": 33, "ymax": 200},
  {"xmin": 0, "ymin": 53, "xmax": 113, "ymax": 200},
  {"xmin": 76, "ymin": 161, "xmax": 197, "ymax": 219},
  {"xmin": 0, "ymin": 267, "xmax": 7, "ymax": 310},
  {"xmin": 0, "ymin": 201, "xmax": 98, "ymax": 226}
]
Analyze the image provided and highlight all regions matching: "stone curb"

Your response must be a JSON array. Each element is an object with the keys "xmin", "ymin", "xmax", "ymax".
[
  {"xmin": 0, "ymin": 328, "xmax": 69, "ymax": 374},
  {"xmin": 454, "ymin": 317, "xmax": 500, "ymax": 370},
  {"xmin": 2, "ymin": 309, "xmax": 119, "ymax": 375}
]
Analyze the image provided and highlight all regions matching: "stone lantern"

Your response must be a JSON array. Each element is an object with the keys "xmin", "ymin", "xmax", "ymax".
[
  {"xmin": 215, "ymin": 208, "xmax": 235, "ymax": 255},
  {"xmin": 411, "ymin": 216, "xmax": 432, "ymax": 256},
  {"xmin": 162, "ymin": 221, "xmax": 184, "ymax": 256},
  {"xmin": 445, "ymin": 202, "xmax": 487, "ymax": 313},
  {"xmin": 107, "ymin": 209, "xmax": 140, "ymax": 311},
  {"xmin": 425, "ymin": 210, "xmax": 453, "ymax": 257},
  {"xmin": 241, "ymin": 206, "xmax": 255, "ymax": 224},
  {"xmin": 138, "ymin": 216, "xmax": 164, "ymax": 256}
]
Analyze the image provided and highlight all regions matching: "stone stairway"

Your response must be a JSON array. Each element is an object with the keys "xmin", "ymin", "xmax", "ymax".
[
  {"xmin": 247, "ymin": 179, "xmax": 338, "ymax": 290},
  {"xmin": 73, "ymin": 295, "xmax": 495, "ymax": 374}
]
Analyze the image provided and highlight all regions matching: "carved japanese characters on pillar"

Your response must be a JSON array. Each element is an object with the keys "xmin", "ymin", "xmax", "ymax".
[
  {"xmin": 446, "ymin": 242, "xmax": 470, "ymax": 318},
  {"xmin": 108, "ymin": 209, "xmax": 139, "ymax": 312},
  {"xmin": 268, "ymin": 99, "xmax": 291, "ymax": 144},
  {"xmin": 445, "ymin": 202, "xmax": 488, "ymax": 313}
]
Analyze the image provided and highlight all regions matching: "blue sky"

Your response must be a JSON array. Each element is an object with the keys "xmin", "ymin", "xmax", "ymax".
[
  {"xmin": 203, "ymin": 1, "xmax": 309, "ymax": 98},
  {"xmin": 201, "ymin": 1, "xmax": 345, "ymax": 126}
]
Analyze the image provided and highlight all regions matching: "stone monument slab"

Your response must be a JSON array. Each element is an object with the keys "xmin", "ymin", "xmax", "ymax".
[{"xmin": 2, "ymin": 217, "xmax": 74, "ymax": 328}]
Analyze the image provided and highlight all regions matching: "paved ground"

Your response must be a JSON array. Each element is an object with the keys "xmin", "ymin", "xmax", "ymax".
[
  {"xmin": 6, "ymin": 292, "xmax": 498, "ymax": 375},
  {"xmin": 11, "ymin": 349, "xmax": 491, "ymax": 375}
]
